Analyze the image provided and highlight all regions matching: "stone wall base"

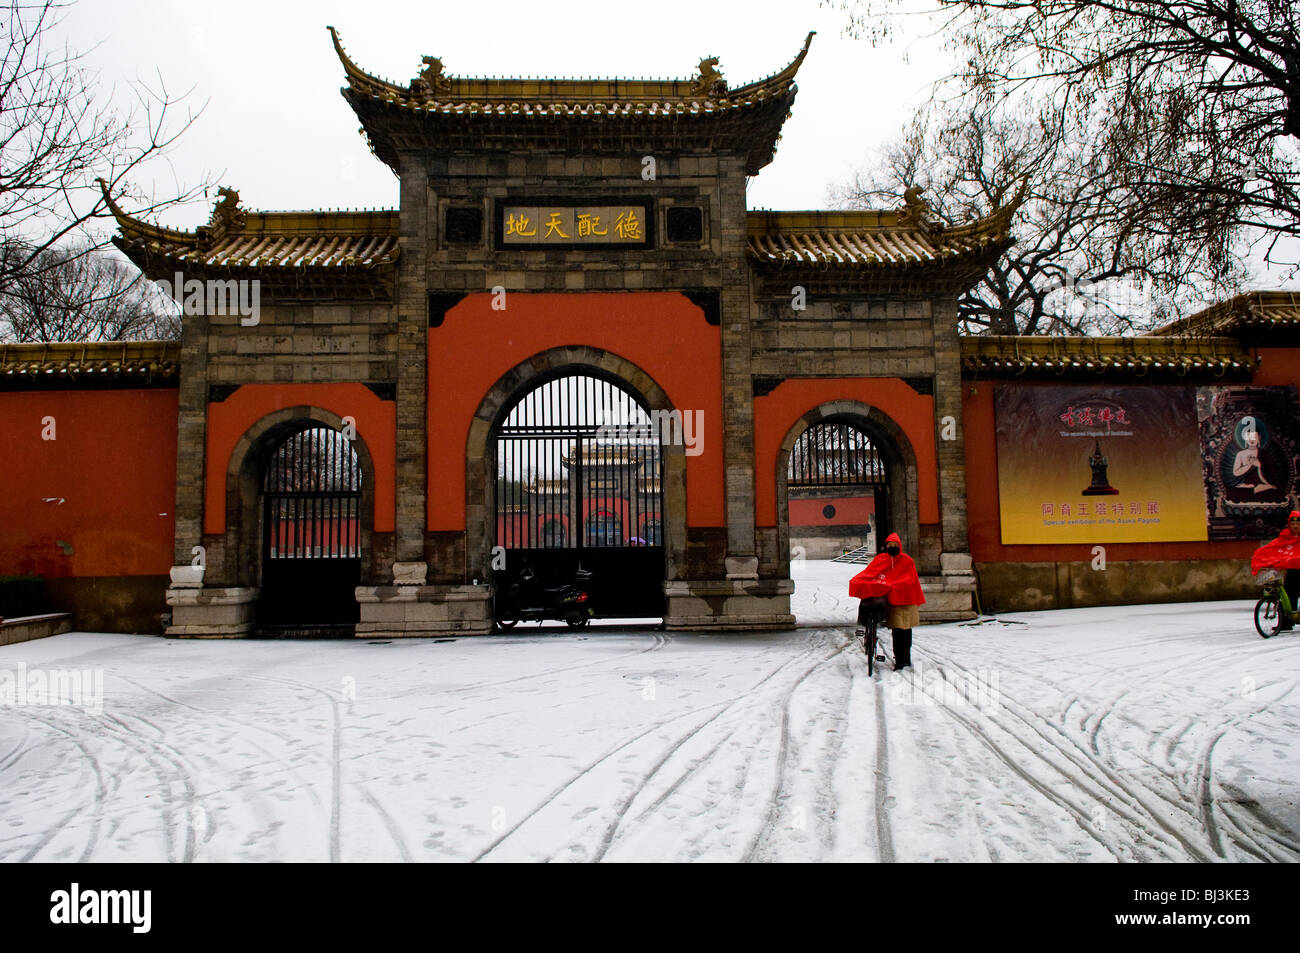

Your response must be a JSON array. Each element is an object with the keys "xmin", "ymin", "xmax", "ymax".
[
  {"xmin": 976, "ymin": 559, "xmax": 1258, "ymax": 613},
  {"xmin": 919, "ymin": 552, "xmax": 978, "ymax": 622},
  {"xmin": 663, "ymin": 578, "xmax": 796, "ymax": 630},
  {"xmin": 355, "ymin": 584, "xmax": 494, "ymax": 636},
  {"xmin": 919, "ymin": 576, "xmax": 978, "ymax": 622},
  {"xmin": 0, "ymin": 613, "xmax": 73, "ymax": 646},
  {"xmin": 43, "ymin": 575, "xmax": 169, "ymax": 634},
  {"xmin": 165, "ymin": 586, "xmax": 258, "ymax": 638}
]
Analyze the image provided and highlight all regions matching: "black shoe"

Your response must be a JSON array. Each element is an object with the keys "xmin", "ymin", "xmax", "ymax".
[{"xmin": 895, "ymin": 661, "xmax": 911, "ymax": 671}]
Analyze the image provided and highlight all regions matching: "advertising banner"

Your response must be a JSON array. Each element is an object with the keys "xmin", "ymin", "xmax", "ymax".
[
  {"xmin": 995, "ymin": 385, "xmax": 1209, "ymax": 544},
  {"xmin": 1196, "ymin": 385, "xmax": 1300, "ymax": 540}
]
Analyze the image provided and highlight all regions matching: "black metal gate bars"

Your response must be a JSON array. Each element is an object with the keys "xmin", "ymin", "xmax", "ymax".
[
  {"xmin": 495, "ymin": 373, "xmax": 665, "ymax": 617},
  {"xmin": 260, "ymin": 426, "xmax": 363, "ymax": 629}
]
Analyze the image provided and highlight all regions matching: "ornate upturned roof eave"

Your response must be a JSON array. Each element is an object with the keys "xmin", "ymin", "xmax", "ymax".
[
  {"xmin": 330, "ymin": 26, "xmax": 813, "ymax": 174},
  {"xmin": 746, "ymin": 201, "xmax": 1016, "ymax": 293},
  {"xmin": 960, "ymin": 334, "xmax": 1257, "ymax": 380},
  {"xmin": 0, "ymin": 340, "xmax": 181, "ymax": 390},
  {"xmin": 328, "ymin": 26, "xmax": 812, "ymax": 106},
  {"xmin": 101, "ymin": 183, "xmax": 400, "ymax": 298},
  {"xmin": 96, "ymin": 179, "xmax": 195, "ymax": 247},
  {"xmin": 1148, "ymin": 290, "xmax": 1300, "ymax": 339}
]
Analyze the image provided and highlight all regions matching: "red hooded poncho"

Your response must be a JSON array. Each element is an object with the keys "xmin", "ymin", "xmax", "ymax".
[
  {"xmin": 1251, "ymin": 511, "xmax": 1300, "ymax": 575},
  {"xmin": 849, "ymin": 533, "xmax": 926, "ymax": 606}
]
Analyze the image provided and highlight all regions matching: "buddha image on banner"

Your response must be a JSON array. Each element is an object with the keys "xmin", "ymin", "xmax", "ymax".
[
  {"xmin": 1196, "ymin": 385, "xmax": 1300, "ymax": 540},
  {"xmin": 994, "ymin": 384, "xmax": 1209, "ymax": 544}
]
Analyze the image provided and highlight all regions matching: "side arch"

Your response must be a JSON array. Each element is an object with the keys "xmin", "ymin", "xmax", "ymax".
[
  {"xmin": 465, "ymin": 345, "xmax": 686, "ymax": 584},
  {"xmin": 775, "ymin": 400, "xmax": 920, "ymax": 571},
  {"xmin": 219, "ymin": 406, "xmax": 378, "ymax": 590}
]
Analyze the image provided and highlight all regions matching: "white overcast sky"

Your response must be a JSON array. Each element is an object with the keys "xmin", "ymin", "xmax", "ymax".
[
  {"xmin": 59, "ymin": 0, "xmax": 950, "ymax": 228},
  {"xmin": 55, "ymin": 0, "xmax": 1296, "ymax": 295}
]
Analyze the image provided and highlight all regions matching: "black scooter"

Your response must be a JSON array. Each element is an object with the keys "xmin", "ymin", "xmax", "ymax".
[{"xmin": 495, "ymin": 564, "xmax": 594, "ymax": 629}]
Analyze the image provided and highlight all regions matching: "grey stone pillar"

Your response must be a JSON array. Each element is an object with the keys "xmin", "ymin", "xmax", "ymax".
[
  {"xmin": 394, "ymin": 159, "xmax": 430, "ymax": 567},
  {"xmin": 172, "ymin": 311, "xmax": 210, "ymax": 565},
  {"xmin": 717, "ymin": 155, "xmax": 757, "ymax": 578},
  {"xmin": 931, "ymin": 297, "xmax": 970, "ymax": 554}
]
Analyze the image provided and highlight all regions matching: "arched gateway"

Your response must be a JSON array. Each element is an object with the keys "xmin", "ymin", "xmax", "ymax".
[
  {"xmin": 258, "ymin": 426, "xmax": 363, "ymax": 631},
  {"xmin": 100, "ymin": 27, "xmax": 1010, "ymax": 637},
  {"xmin": 493, "ymin": 372, "xmax": 666, "ymax": 619}
]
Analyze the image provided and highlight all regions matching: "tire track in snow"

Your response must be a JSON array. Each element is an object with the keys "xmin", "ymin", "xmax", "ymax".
[
  {"xmin": 914, "ymin": 651, "xmax": 1174, "ymax": 859},
  {"xmin": 1040, "ymin": 640, "xmax": 1300, "ymax": 861},
  {"xmin": 243, "ymin": 673, "xmax": 346, "ymax": 863},
  {"xmin": 1190, "ymin": 678, "xmax": 1300, "ymax": 861},
  {"xmin": 593, "ymin": 637, "xmax": 834, "ymax": 856},
  {"xmin": 740, "ymin": 640, "xmax": 852, "ymax": 863},
  {"xmin": 428, "ymin": 633, "xmax": 672, "ymax": 700},
  {"xmin": 9, "ymin": 708, "xmax": 107, "ymax": 863},
  {"xmin": 948, "ymin": 626, "xmax": 1300, "ymax": 861},
  {"xmin": 871, "ymin": 665, "xmax": 894, "ymax": 863},
  {"xmin": 903, "ymin": 676, "xmax": 1127, "ymax": 860},
  {"xmin": 0, "ymin": 724, "xmax": 32, "ymax": 772},
  {"xmin": 94, "ymin": 711, "xmax": 198, "ymax": 863},
  {"xmin": 921, "ymin": 649, "xmax": 1223, "ymax": 861},
  {"xmin": 474, "ymin": 634, "xmax": 826, "ymax": 862},
  {"xmin": 488, "ymin": 631, "xmax": 821, "ymax": 863}
]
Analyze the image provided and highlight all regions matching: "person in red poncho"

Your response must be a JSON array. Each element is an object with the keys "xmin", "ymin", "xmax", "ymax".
[
  {"xmin": 850, "ymin": 532, "xmax": 925, "ymax": 669},
  {"xmin": 1252, "ymin": 510, "xmax": 1300, "ymax": 630}
]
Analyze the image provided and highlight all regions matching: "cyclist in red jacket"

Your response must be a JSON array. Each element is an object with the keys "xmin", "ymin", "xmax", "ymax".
[
  {"xmin": 1252, "ymin": 510, "xmax": 1300, "ymax": 630},
  {"xmin": 850, "ymin": 532, "xmax": 926, "ymax": 669}
]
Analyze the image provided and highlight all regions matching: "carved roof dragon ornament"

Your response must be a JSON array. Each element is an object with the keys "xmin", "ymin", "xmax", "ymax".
[
  {"xmin": 691, "ymin": 55, "xmax": 727, "ymax": 98},
  {"xmin": 897, "ymin": 185, "xmax": 942, "ymax": 236},
  {"xmin": 410, "ymin": 55, "xmax": 452, "ymax": 99},
  {"xmin": 194, "ymin": 186, "xmax": 246, "ymax": 246}
]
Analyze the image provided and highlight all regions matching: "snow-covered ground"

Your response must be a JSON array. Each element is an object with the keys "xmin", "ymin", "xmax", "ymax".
[{"xmin": 1, "ymin": 562, "xmax": 1297, "ymax": 862}]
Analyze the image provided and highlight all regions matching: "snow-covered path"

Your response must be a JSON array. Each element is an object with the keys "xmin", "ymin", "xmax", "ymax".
[{"xmin": 1, "ymin": 596, "xmax": 1297, "ymax": 862}]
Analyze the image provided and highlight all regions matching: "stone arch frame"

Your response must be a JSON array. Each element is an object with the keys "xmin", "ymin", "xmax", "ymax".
[
  {"xmin": 465, "ymin": 345, "xmax": 686, "ymax": 585},
  {"xmin": 222, "ymin": 406, "xmax": 378, "ymax": 591},
  {"xmin": 775, "ymin": 400, "xmax": 920, "ymax": 572}
]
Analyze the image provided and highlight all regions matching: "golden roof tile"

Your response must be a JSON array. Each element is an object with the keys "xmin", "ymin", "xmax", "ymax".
[
  {"xmin": 0, "ymin": 341, "xmax": 181, "ymax": 387},
  {"xmin": 960, "ymin": 335, "xmax": 1255, "ymax": 376},
  {"xmin": 747, "ymin": 201, "xmax": 1014, "ymax": 269},
  {"xmin": 327, "ymin": 26, "xmax": 814, "ymax": 109},
  {"xmin": 1149, "ymin": 290, "xmax": 1300, "ymax": 337},
  {"xmin": 100, "ymin": 182, "xmax": 399, "ymax": 285}
]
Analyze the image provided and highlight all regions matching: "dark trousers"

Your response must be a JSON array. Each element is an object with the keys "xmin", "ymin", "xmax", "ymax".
[{"xmin": 893, "ymin": 628, "xmax": 912, "ymax": 668}]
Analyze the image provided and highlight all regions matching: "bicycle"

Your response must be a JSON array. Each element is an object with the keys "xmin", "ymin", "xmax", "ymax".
[
  {"xmin": 1254, "ymin": 578, "xmax": 1296, "ymax": 638},
  {"xmin": 856, "ymin": 598, "xmax": 888, "ymax": 674}
]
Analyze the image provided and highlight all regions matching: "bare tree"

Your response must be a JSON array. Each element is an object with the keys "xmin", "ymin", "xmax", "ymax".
[
  {"xmin": 0, "ymin": 0, "xmax": 206, "ymax": 292},
  {"xmin": 829, "ymin": 0, "xmax": 1300, "ymax": 279},
  {"xmin": 831, "ymin": 102, "xmax": 1242, "ymax": 333},
  {"xmin": 0, "ymin": 242, "xmax": 179, "ymax": 341}
]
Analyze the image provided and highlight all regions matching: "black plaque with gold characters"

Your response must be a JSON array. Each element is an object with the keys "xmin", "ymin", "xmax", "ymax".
[{"xmin": 496, "ymin": 197, "xmax": 653, "ymax": 250}]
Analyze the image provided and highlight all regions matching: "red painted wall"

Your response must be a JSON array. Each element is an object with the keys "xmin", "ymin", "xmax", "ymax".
[
  {"xmin": 790, "ymin": 495, "xmax": 876, "ymax": 526},
  {"xmin": 962, "ymin": 370, "xmax": 1300, "ymax": 564},
  {"xmin": 205, "ymin": 383, "xmax": 396, "ymax": 535},
  {"xmin": 427, "ymin": 292, "xmax": 723, "ymax": 532},
  {"xmin": 1252, "ymin": 347, "xmax": 1300, "ymax": 387},
  {"xmin": 0, "ymin": 389, "xmax": 177, "ymax": 577},
  {"xmin": 753, "ymin": 378, "xmax": 939, "ymax": 528}
]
